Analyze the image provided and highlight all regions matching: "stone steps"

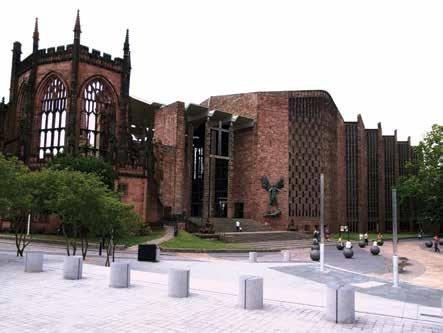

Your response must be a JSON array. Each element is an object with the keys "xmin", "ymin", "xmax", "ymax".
[
  {"xmin": 221, "ymin": 231, "xmax": 309, "ymax": 243},
  {"xmin": 244, "ymin": 242, "xmax": 312, "ymax": 250},
  {"xmin": 188, "ymin": 217, "xmax": 273, "ymax": 233}
]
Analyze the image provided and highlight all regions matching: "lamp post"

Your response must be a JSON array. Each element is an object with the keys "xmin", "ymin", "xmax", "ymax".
[
  {"xmin": 320, "ymin": 174, "xmax": 325, "ymax": 272},
  {"xmin": 392, "ymin": 188, "xmax": 399, "ymax": 288},
  {"xmin": 26, "ymin": 213, "xmax": 31, "ymax": 236}
]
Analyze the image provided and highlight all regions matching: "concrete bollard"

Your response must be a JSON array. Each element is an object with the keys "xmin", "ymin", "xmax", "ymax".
[
  {"xmin": 239, "ymin": 275, "xmax": 263, "ymax": 310},
  {"xmin": 283, "ymin": 250, "xmax": 291, "ymax": 262},
  {"xmin": 326, "ymin": 282, "xmax": 355, "ymax": 324},
  {"xmin": 249, "ymin": 252, "xmax": 257, "ymax": 263},
  {"xmin": 25, "ymin": 252, "xmax": 44, "ymax": 273},
  {"xmin": 63, "ymin": 256, "xmax": 83, "ymax": 280},
  {"xmin": 109, "ymin": 262, "xmax": 131, "ymax": 288},
  {"xmin": 168, "ymin": 268, "xmax": 190, "ymax": 298}
]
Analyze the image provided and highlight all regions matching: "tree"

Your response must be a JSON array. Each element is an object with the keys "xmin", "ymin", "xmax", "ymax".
[
  {"xmin": 48, "ymin": 169, "xmax": 111, "ymax": 258},
  {"xmin": 0, "ymin": 154, "xmax": 32, "ymax": 256},
  {"xmin": 96, "ymin": 195, "xmax": 142, "ymax": 266},
  {"xmin": 397, "ymin": 124, "xmax": 443, "ymax": 231},
  {"xmin": 46, "ymin": 154, "xmax": 117, "ymax": 189},
  {"xmin": 26, "ymin": 168, "xmax": 110, "ymax": 258}
]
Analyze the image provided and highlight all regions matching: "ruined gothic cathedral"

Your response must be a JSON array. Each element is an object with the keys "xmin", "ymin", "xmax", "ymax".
[{"xmin": 0, "ymin": 13, "xmax": 417, "ymax": 234}]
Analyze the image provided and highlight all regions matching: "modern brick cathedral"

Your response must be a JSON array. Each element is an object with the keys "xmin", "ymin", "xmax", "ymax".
[{"xmin": 0, "ymin": 13, "xmax": 417, "ymax": 234}]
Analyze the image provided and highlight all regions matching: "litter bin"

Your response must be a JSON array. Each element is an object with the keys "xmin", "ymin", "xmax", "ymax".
[{"xmin": 138, "ymin": 244, "xmax": 158, "ymax": 262}]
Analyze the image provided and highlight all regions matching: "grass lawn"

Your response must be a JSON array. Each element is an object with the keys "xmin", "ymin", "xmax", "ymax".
[
  {"xmin": 331, "ymin": 232, "xmax": 421, "ymax": 241},
  {"xmin": 117, "ymin": 229, "xmax": 166, "ymax": 247},
  {"xmin": 160, "ymin": 230, "xmax": 248, "ymax": 251},
  {"xmin": 0, "ymin": 228, "xmax": 166, "ymax": 247}
]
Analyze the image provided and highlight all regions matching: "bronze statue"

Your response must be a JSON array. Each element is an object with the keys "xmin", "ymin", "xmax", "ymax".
[{"xmin": 261, "ymin": 176, "xmax": 284, "ymax": 217}]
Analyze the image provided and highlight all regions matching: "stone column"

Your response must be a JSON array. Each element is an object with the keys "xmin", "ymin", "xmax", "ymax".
[
  {"xmin": 202, "ymin": 118, "xmax": 211, "ymax": 221},
  {"xmin": 227, "ymin": 121, "xmax": 235, "ymax": 219}
]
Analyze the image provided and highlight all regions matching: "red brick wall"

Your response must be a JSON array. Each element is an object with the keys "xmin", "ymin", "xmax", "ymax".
[
  {"xmin": 116, "ymin": 169, "xmax": 148, "ymax": 221},
  {"xmin": 153, "ymin": 102, "xmax": 186, "ymax": 217},
  {"xmin": 254, "ymin": 92, "xmax": 289, "ymax": 230},
  {"xmin": 203, "ymin": 93, "xmax": 259, "ymax": 119},
  {"xmin": 204, "ymin": 91, "xmax": 349, "ymax": 231},
  {"xmin": 231, "ymin": 127, "xmax": 256, "ymax": 219}
]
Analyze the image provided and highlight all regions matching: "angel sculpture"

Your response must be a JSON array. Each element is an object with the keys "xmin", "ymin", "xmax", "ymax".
[{"xmin": 261, "ymin": 176, "xmax": 284, "ymax": 216}]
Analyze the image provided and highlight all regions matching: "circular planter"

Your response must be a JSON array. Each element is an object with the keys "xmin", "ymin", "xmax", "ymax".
[
  {"xmin": 310, "ymin": 249, "xmax": 320, "ymax": 261},
  {"xmin": 358, "ymin": 240, "xmax": 366, "ymax": 248},
  {"xmin": 343, "ymin": 248, "xmax": 354, "ymax": 259},
  {"xmin": 311, "ymin": 244, "xmax": 320, "ymax": 251},
  {"xmin": 370, "ymin": 246, "xmax": 380, "ymax": 255},
  {"xmin": 336, "ymin": 243, "xmax": 344, "ymax": 251},
  {"xmin": 377, "ymin": 240, "xmax": 384, "ymax": 246},
  {"xmin": 425, "ymin": 240, "xmax": 433, "ymax": 248}
]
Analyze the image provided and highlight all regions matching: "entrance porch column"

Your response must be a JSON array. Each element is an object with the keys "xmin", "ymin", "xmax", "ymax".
[
  {"xmin": 227, "ymin": 121, "xmax": 235, "ymax": 219},
  {"xmin": 202, "ymin": 117, "xmax": 212, "ymax": 222}
]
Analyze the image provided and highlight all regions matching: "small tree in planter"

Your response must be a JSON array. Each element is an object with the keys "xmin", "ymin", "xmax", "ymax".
[
  {"xmin": 34, "ymin": 168, "xmax": 110, "ymax": 258},
  {"xmin": 97, "ymin": 195, "xmax": 142, "ymax": 266},
  {"xmin": 0, "ymin": 154, "xmax": 34, "ymax": 256}
]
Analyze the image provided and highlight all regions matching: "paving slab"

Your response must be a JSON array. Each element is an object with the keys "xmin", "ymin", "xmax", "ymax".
[{"xmin": 1, "ymin": 251, "xmax": 443, "ymax": 332}]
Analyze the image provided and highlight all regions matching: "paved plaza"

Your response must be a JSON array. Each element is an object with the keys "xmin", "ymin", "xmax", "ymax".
[{"xmin": 1, "ymin": 246, "xmax": 443, "ymax": 333}]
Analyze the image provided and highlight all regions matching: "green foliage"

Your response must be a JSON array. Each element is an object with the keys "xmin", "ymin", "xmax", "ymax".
[
  {"xmin": 46, "ymin": 154, "xmax": 117, "ymax": 189},
  {"xmin": 0, "ymin": 153, "xmax": 146, "ymax": 259},
  {"xmin": 397, "ymin": 124, "xmax": 443, "ymax": 227},
  {"xmin": 95, "ymin": 194, "xmax": 143, "ymax": 265},
  {"xmin": 0, "ymin": 155, "xmax": 29, "ymax": 217},
  {"xmin": 161, "ymin": 230, "xmax": 248, "ymax": 251},
  {"xmin": 0, "ymin": 154, "xmax": 33, "ymax": 255}
]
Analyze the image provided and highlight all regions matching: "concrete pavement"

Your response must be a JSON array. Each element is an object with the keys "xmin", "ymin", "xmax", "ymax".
[{"xmin": 1, "ymin": 250, "xmax": 442, "ymax": 332}]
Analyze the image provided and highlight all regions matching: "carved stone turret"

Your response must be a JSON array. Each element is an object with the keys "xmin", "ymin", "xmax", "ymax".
[
  {"xmin": 33, "ymin": 18, "xmax": 39, "ymax": 53},
  {"xmin": 68, "ymin": 10, "xmax": 81, "ymax": 155},
  {"xmin": 9, "ymin": 42, "xmax": 21, "ymax": 104},
  {"xmin": 118, "ymin": 29, "xmax": 132, "ymax": 166}
]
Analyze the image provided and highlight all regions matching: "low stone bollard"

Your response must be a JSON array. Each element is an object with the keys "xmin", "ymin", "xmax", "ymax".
[
  {"xmin": 168, "ymin": 268, "xmax": 190, "ymax": 298},
  {"xmin": 63, "ymin": 256, "xmax": 83, "ymax": 280},
  {"xmin": 282, "ymin": 250, "xmax": 291, "ymax": 262},
  {"xmin": 25, "ymin": 252, "xmax": 44, "ymax": 273},
  {"xmin": 326, "ymin": 282, "xmax": 355, "ymax": 324},
  {"xmin": 249, "ymin": 252, "xmax": 257, "ymax": 263},
  {"xmin": 109, "ymin": 262, "xmax": 131, "ymax": 288},
  {"xmin": 239, "ymin": 275, "xmax": 263, "ymax": 310},
  {"xmin": 343, "ymin": 248, "xmax": 354, "ymax": 259},
  {"xmin": 310, "ymin": 249, "xmax": 320, "ymax": 261},
  {"xmin": 370, "ymin": 245, "xmax": 380, "ymax": 255}
]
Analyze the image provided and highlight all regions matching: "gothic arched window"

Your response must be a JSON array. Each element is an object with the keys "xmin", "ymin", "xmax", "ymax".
[
  {"xmin": 80, "ymin": 79, "xmax": 114, "ymax": 157},
  {"xmin": 38, "ymin": 77, "xmax": 67, "ymax": 159}
]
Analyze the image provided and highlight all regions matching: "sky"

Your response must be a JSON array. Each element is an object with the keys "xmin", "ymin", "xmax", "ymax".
[{"xmin": 0, "ymin": 0, "xmax": 442, "ymax": 144}]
